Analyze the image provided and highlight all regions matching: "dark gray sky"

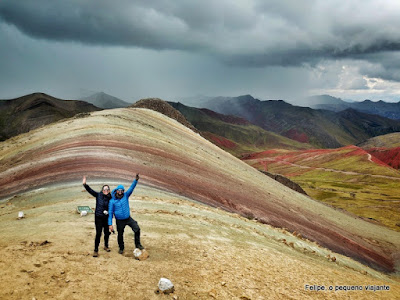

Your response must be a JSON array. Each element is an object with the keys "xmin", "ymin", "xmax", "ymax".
[{"xmin": 1, "ymin": 0, "xmax": 400, "ymax": 102}]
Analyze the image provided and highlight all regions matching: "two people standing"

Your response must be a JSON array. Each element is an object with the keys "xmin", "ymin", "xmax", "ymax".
[{"xmin": 83, "ymin": 174, "xmax": 144, "ymax": 257}]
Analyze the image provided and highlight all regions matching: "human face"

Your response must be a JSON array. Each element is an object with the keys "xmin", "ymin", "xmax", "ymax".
[
  {"xmin": 116, "ymin": 189, "xmax": 124, "ymax": 196},
  {"xmin": 103, "ymin": 186, "xmax": 110, "ymax": 195}
]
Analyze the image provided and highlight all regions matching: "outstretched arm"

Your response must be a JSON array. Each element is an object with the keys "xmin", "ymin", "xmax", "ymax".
[
  {"xmin": 125, "ymin": 174, "xmax": 139, "ymax": 198},
  {"xmin": 82, "ymin": 176, "xmax": 98, "ymax": 197}
]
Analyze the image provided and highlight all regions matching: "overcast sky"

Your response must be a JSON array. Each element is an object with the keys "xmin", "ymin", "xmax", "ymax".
[{"xmin": 1, "ymin": 0, "xmax": 400, "ymax": 103}]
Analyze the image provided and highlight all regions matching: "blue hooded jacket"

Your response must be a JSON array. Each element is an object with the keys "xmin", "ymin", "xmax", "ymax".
[{"xmin": 108, "ymin": 179, "xmax": 138, "ymax": 225}]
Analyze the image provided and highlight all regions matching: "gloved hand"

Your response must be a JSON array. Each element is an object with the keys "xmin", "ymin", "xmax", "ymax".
[{"xmin": 103, "ymin": 210, "xmax": 108, "ymax": 215}]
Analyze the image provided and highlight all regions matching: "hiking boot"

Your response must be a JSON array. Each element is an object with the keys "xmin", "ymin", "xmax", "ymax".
[
  {"xmin": 136, "ymin": 244, "xmax": 144, "ymax": 250},
  {"xmin": 104, "ymin": 247, "xmax": 111, "ymax": 252},
  {"xmin": 118, "ymin": 249, "xmax": 124, "ymax": 254},
  {"xmin": 93, "ymin": 251, "xmax": 99, "ymax": 257}
]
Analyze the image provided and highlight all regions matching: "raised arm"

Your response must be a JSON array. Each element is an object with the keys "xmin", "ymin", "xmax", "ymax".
[
  {"xmin": 125, "ymin": 174, "xmax": 139, "ymax": 198},
  {"xmin": 82, "ymin": 176, "xmax": 98, "ymax": 198}
]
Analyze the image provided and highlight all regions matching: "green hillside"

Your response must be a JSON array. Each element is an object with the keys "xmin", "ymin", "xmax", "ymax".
[{"xmin": 169, "ymin": 102, "xmax": 311, "ymax": 155}]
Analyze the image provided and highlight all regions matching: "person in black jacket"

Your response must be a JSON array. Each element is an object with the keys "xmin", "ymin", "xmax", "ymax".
[{"xmin": 83, "ymin": 176, "xmax": 112, "ymax": 257}]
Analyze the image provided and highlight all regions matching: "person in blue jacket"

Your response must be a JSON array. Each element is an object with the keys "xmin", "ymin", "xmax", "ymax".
[
  {"xmin": 108, "ymin": 173, "xmax": 144, "ymax": 254},
  {"xmin": 82, "ymin": 176, "xmax": 112, "ymax": 257}
]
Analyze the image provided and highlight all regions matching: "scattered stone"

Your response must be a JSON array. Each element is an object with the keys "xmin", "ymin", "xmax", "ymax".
[
  {"xmin": 17, "ymin": 211, "xmax": 25, "ymax": 219},
  {"xmin": 133, "ymin": 248, "xmax": 149, "ymax": 261},
  {"xmin": 172, "ymin": 296, "xmax": 178, "ymax": 300},
  {"xmin": 209, "ymin": 289, "xmax": 217, "ymax": 298},
  {"xmin": 33, "ymin": 263, "xmax": 41, "ymax": 267},
  {"xmin": 61, "ymin": 271, "xmax": 65, "ymax": 274},
  {"xmin": 157, "ymin": 278, "xmax": 175, "ymax": 294},
  {"xmin": 65, "ymin": 279, "xmax": 70, "ymax": 283},
  {"xmin": 221, "ymin": 282, "xmax": 227, "ymax": 286},
  {"xmin": 80, "ymin": 210, "xmax": 88, "ymax": 217}
]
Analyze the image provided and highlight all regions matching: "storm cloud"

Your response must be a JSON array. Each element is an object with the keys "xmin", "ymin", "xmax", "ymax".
[
  {"xmin": 1, "ymin": 0, "xmax": 400, "ymax": 67},
  {"xmin": 1, "ymin": 1, "xmax": 400, "ymax": 102}
]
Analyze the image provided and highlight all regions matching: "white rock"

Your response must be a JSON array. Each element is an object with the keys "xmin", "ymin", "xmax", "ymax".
[
  {"xmin": 158, "ymin": 278, "xmax": 174, "ymax": 294},
  {"xmin": 18, "ymin": 211, "xmax": 24, "ymax": 219},
  {"xmin": 133, "ymin": 248, "xmax": 142, "ymax": 257},
  {"xmin": 80, "ymin": 210, "xmax": 88, "ymax": 217}
]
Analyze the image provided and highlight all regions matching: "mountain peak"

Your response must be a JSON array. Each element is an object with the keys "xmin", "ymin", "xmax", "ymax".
[{"xmin": 81, "ymin": 92, "xmax": 130, "ymax": 109}]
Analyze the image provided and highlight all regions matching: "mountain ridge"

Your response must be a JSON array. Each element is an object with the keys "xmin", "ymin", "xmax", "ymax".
[
  {"xmin": 197, "ymin": 95, "xmax": 400, "ymax": 148},
  {"xmin": 0, "ymin": 92, "xmax": 100, "ymax": 141}
]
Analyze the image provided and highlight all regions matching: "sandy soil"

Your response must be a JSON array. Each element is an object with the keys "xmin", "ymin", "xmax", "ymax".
[{"xmin": 0, "ymin": 184, "xmax": 399, "ymax": 300}]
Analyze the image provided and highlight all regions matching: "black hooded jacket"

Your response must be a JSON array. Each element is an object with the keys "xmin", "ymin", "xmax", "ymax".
[{"xmin": 83, "ymin": 184, "xmax": 111, "ymax": 217}]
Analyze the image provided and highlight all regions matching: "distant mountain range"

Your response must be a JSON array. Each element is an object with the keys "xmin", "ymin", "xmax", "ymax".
[
  {"xmin": 3, "ymin": 92, "xmax": 400, "ymax": 153},
  {"xmin": 0, "ymin": 93, "xmax": 100, "ymax": 141},
  {"xmin": 180, "ymin": 94, "xmax": 400, "ymax": 120},
  {"xmin": 195, "ymin": 95, "xmax": 400, "ymax": 148},
  {"xmin": 297, "ymin": 95, "xmax": 400, "ymax": 120},
  {"xmin": 80, "ymin": 92, "xmax": 130, "ymax": 109}
]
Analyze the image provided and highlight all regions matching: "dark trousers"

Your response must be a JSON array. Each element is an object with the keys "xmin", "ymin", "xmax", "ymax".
[
  {"xmin": 116, "ymin": 216, "xmax": 141, "ymax": 250},
  {"xmin": 95, "ymin": 216, "xmax": 110, "ymax": 251}
]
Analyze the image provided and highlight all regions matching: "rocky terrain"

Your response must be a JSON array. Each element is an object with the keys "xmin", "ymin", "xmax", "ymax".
[{"xmin": 132, "ymin": 98, "xmax": 198, "ymax": 133}]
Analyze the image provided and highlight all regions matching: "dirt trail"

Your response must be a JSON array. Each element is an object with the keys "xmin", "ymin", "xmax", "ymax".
[
  {"xmin": 0, "ymin": 184, "xmax": 399, "ymax": 300},
  {"xmin": 249, "ymin": 156, "xmax": 400, "ymax": 180}
]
